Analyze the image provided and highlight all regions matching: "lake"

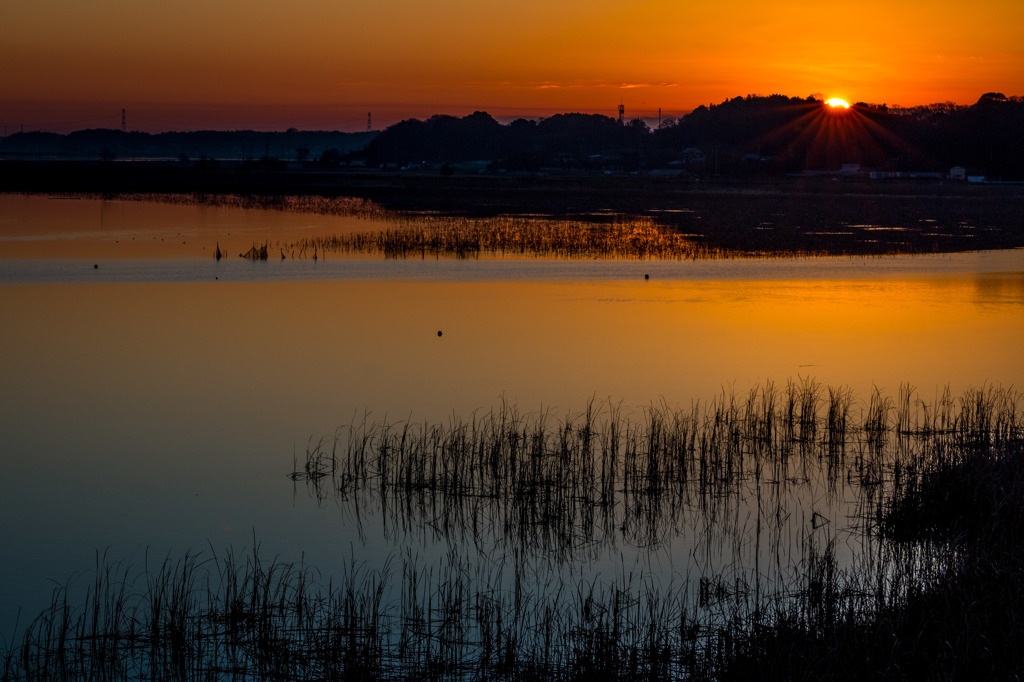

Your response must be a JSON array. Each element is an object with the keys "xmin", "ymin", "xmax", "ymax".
[{"xmin": 1, "ymin": 193, "xmax": 1022, "ymax": 672}]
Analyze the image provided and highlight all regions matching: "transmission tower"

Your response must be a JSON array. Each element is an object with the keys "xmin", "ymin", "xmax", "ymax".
[{"xmin": 367, "ymin": 112, "xmax": 372, "ymax": 133}]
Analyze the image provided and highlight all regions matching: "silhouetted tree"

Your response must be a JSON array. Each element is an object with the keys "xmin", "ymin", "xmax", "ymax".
[{"xmin": 319, "ymin": 148, "xmax": 343, "ymax": 168}]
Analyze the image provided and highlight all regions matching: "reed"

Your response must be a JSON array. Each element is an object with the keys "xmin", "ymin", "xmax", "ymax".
[
  {"xmin": 64, "ymin": 189, "xmax": 1024, "ymax": 257},
  {"xmin": 721, "ymin": 437, "xmax": 1024, "ymax": 680},
  {"xmin": 4, "ymin": 383, "xmax": 1022, "ymax": 680},
  {"xmin": 289, "ymin": 214, "xmax": 731, "ymax": 260},
  {"xmin": 239, "ymin": 242, "xmax": 269, "ymax": 260},
  {"xmin": 292, "ymin": 383, "xmax": 1020, "ymax": 557}
]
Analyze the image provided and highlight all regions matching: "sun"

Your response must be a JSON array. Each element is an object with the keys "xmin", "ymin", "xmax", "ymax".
[{"xmin": 826, "ymin": 98, "xmax": 851, "ymax": 109}]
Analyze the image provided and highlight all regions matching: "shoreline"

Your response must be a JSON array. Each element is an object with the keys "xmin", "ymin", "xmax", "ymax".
[
  {"xmin": 3, "ymin": 170, "xmax": 1023, "ymax": 257},
  {"xmin": 3, "ymin": 160, "xmax": 1023, "ymax": 214}
]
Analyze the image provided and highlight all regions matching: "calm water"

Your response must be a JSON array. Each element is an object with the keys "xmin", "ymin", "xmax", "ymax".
[{"xmin": 1, "ymin": 194, "xmax": 1023, "ymax": 640}]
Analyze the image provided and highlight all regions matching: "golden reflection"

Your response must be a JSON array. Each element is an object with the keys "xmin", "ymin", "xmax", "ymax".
[
  {"xmin": 0, "ymin": 194, "xmax": 381, "ymax": 260},
  {"xmin": 2, "ymin": 276, "xmax": 1020, "ymax": 432}
]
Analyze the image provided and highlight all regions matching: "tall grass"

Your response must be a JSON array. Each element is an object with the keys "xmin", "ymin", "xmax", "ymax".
[
  {"xmin": 291, "ymin": 383, "xmax": 1019, "ymax": 556},
  {"xmin": 63, "ymin": 188, "xmax": 1024, "ymax": 258},
  {"xmin": 61, "ymin": 189, "xmax": 1014, "ymax": 259},
  {"xmin": 3, "ymin": 383, "xmax": 1021, "ymax": 680},
  {"xmin": 291, "ymin": 214, "xmax": 728, "ymax": 260}
]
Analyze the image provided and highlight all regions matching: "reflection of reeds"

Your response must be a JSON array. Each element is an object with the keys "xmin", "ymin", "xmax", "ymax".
[
  {"xmin": 291, "ymin": 383, "xmax": 1021, "ymax": 560},
  {"xmin": 60, "ymin": 189, "xmax": 1024, "ymax": 258},
  {"xmin": 5, "ymin": 384, "xmax": 1021, "ymax": 680},
  {"xmin": 0, "ymin": 539, "xmax": 910, "ymax": 681}
]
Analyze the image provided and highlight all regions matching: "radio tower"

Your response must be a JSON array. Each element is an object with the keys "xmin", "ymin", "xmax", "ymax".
[{"xmin": 121, "ymin": 109, "xmax": 126, "ymax": 133}]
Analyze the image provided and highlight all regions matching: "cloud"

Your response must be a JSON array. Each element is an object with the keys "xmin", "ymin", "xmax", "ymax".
[{"xmin": 528, "ymin": 80, "xmax": 682, "ymax": 90}]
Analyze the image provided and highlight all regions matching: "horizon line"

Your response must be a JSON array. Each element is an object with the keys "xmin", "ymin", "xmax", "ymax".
[{"xmin": 2, "ymin": 91, "xmax": 1017, "ymax": 136}]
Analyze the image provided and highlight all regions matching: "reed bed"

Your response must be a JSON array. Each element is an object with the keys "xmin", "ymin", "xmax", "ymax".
[
  {"xmin": 74, "ymin": 190, "xmax": 733, "ymax": 260},
  {"xmin": 291, "ymin": 383, "xmax": 1021, "ymax": 556},
  {"xmin": 0, "ymin": 538, "xmax": 940, "ymax": 681},
  {"xmin": 722, "ymin": 437, "xmax": 1024, "ymax": 679},
  {"xmin": 63, "ymin": 190, "xmax": 998, "ymax": 259},
  {"xmin": 4, "ymin": 383, "xmax": 1021, "ymax": 680},
  {"xmin": 289, "ymin": 214, "xmax": 730, "ymax": 260}
]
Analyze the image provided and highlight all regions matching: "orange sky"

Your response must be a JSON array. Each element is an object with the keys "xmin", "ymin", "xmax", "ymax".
[{"xmin": 1, "ymin": 0, "xmax": 1022, "ymax": 132}]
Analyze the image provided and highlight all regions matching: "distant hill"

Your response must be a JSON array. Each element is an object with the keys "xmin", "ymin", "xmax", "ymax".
[
  {"xmin": 3, "ymin": 93, "xmax": 1022, "ymax": 180},
  {"xmin": 0, "ymin": 129, "xmax": 378, "ymax": 163},
  {"xmin": 361, "ymin": 93, "xmax": 1024, "ymax": 180}
]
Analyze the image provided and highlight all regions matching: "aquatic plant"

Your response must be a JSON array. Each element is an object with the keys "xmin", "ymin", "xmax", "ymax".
[
  {"xmin": 290, "ymin": 383, "xmax": 1020, "ymax": 555},
  {"xmin": 55, "ymin": 189, "xmax": 1024, "ymax": 259},
  {"xmin": 239, "ymin": 242, "xmax": 269, "ymax": 261},
  {"xmin": 290, "ymin": 214, "xmax": 727, "ymax": 260},
  {"xmin": 4, "ymin": 383, "xmax": 1021, "ymax": 681}
]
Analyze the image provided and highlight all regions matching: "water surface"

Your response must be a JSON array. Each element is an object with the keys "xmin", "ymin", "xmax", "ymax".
[{"xmin": 1, "ymin": 194, "xmax": 1022, "ymax": 642}]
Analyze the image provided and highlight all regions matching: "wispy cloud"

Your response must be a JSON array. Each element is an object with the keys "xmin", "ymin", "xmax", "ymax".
[
  {"xmin": 618, "ymin": 82, "xmax": 681, "ymax": 89},
  {"xmin": 527, "ymin": 80, "xmax": 682, "ymax": 90}
]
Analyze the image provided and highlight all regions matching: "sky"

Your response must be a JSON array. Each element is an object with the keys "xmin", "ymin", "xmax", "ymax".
[{"xmin": 1, "ymin": 0, "xmax": 1022, "ymax": 133}]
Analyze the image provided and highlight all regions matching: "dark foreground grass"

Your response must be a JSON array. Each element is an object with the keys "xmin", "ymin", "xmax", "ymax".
[
  {"xmin": 3, "ymin": 384, "xmax": 1022, "ymax": 681},
  {"xmin": 722, "ymin": 439, "xmax": 1024, "ymax": 681}
]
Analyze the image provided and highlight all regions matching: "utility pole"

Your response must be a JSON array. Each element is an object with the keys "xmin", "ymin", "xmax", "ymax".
[
  {"xmin": 121, "ymin": 109, "xmax": 126, "ymax": 133},
  {"xmin": 367, "ymin": 112, "xmax": 372, "ymax": 133}
]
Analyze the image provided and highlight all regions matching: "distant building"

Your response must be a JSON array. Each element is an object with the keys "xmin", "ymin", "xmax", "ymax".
[
  {"xmin": 681, "ymin": 147, "xmax": 706, "ymax": 170},
  {"xmin": 949, "ymin": 166, "xmax": 967, "ymax": 181}
]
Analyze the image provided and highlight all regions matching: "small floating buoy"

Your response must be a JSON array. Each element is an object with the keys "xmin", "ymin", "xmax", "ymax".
[
  {"xmin": 437, "ymin": 331, "xmax": 443, "ymax": 337},
  {"xmin": 644, "ymin": 273, "xmax": 649, "ymax": 280},
  {"xmin": 94, "ymin": 264, "xmax": 98, "ymax": 269}
]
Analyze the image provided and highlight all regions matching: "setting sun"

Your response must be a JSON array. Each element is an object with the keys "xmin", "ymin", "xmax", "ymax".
[{"xmin": 826, "ymin": 98, "xmax": 851, "ymax": 109}]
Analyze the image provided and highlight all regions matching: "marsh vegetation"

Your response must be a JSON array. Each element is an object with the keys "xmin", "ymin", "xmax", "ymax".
[
  {"xmin": 54, "ymin": 190, "xmax": 1024, "ymax": 260},
  {"xmin": 4, "ymin": 383, "xmax": 1021, "ymax": 680}
]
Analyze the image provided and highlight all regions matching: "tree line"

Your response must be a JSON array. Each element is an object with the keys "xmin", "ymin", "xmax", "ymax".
[
  {"xmin": 2, "ymin": 93, "xmax": 1021, "ymax": 179},
  {"xmin": 362, "ymin": 93, "xmax": 1024, "ymax": 179},
  {"xmin": 0, "ymin": 129, "xmax": 375, "ymax": 165}
]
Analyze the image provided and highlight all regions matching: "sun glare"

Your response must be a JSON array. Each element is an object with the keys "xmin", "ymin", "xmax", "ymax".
[{"xmin": 826, "ymin": 98, "xmax": 851, "ymax": 109}]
